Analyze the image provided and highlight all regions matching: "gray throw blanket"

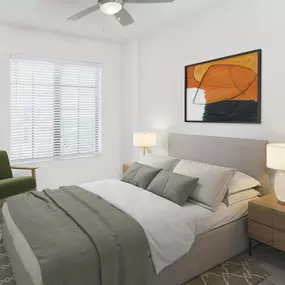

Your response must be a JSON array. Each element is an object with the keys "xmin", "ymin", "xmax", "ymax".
[{"xmin": 6, "ymin": 186, "xmax": 149, "ymax": 285}]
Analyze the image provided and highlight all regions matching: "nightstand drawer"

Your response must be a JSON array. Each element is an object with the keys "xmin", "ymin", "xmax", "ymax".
[
  {"xmin": 274, "ymin": 210, "xmax": 285, "ymax": 232},
  {"xmin": 248, "ymin": 203, "xmax": 274, "ymax": 227},
  {"xmin": 248, "ymin": 194, "xmax": 285, "ymax": 255},
  {"xmin": 274, "ymin": 229, "xmax": 285, "ymax": 251},
  {"xmin": 248, "ymin": 220, "xmax": 274, "ymax": 246}
]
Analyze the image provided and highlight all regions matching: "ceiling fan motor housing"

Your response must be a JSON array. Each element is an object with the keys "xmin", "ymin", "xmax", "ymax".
[{"xmin": 99, "ymin": 0, "xmax": 125, "ymax": 5}]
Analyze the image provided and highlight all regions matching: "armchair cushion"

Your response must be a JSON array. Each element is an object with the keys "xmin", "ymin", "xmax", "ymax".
[{"xmin": 0, "ymin": 176, "xmax": 36, "ymax": 200}]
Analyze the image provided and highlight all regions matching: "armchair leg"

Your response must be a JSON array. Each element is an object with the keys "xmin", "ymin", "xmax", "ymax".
[
  {"xmin": 31, "ymin": 169, "xmax": 36, "ymax": 180},
  {"xmin": 31, "ymin": 169, "xmax": 37, "ymax": 187}
]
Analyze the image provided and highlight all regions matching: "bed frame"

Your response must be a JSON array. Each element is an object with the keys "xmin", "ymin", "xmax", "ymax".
[
  {"xmin": 148, "ymin": 217, "xmax": 248, "ymax": 285},
  {"xmin": 147, "ymin": 134, "xmax": 269, "ymax": 285},
  {"xmin": 4, "ymin": 134, "xmax": 269, "ymax": 285}
]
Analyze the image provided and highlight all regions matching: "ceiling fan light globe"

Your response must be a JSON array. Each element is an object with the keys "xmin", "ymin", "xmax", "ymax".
[{"xmin": 100, "ymin": 2, "xmax": 123, "ymax": 15}]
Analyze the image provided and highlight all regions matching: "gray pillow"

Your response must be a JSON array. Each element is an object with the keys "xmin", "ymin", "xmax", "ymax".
[
  {"xmin": 147, "ymin": 170, "xmax": 198, "ymax": 206},
  {"xmin": 121, "ymin": 162, "xmax": 161, "ymax": 189}
]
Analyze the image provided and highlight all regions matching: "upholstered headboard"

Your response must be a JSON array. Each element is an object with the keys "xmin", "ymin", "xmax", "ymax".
[{"xmin": 168, "ymin": 133, "xmax": 269, "ymax": 189}]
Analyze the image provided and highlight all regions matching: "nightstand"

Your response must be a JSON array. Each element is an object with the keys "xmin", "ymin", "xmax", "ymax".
[
  {"xmin": 248, "ymin": 193, "xmax": 285, "ymax": 255},
  {"xmin": 122, "ymin": 162, "xmax": 133, "ymax": 174}
]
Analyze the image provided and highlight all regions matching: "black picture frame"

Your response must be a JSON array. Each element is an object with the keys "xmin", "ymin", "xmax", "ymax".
[{"xmin": 184, "ymin": 49, "xmax": 262, "ymax": 123}]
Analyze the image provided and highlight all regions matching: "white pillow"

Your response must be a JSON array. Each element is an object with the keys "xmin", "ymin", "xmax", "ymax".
[
  {"xmin": 173, "ymin": 159, "xmax": 231, "ymax": 177},
  {"xmin": 224, "ymin": 189, "xmax": 261, "ymax": 206},
  {"xmin": 173, "ymin": 160, "xmax": 235, "ymax": 211},
  {"xmin": 139, "ymin": 154, "xmax": 180, "ymax": 171},
  {"xmin": 227, "ymin": 172, "xmax": 261, "ymax": 194}
]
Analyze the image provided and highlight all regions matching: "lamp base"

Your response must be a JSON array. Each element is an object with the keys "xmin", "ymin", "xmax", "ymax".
[{"xmin": 274, "ymin": 170, "xmax": 285, "ymax": 205}]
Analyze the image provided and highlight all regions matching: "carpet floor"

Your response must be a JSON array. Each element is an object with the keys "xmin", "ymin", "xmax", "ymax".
[{"xmin": 0, "ymin": 233, "xmax": 16, "ymax": 285}]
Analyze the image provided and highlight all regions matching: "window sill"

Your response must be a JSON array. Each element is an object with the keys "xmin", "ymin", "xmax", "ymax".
[{"xmin": 11, "ymin": 152, "xmax": 102, "ymax": 165}]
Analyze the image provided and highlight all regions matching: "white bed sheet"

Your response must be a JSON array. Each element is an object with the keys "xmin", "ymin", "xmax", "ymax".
[
  {"xmin": 81, "ymin": 180, "xmax": 196, "ymax": 273},
  {"xmin": 181, "ymin": 200, "xmax": 249, "ymax": 235}
]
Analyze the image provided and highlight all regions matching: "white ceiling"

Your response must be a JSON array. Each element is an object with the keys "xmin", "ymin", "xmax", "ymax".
[{"xmin": 0, "ymin": 0, "xmax": 221, "ymax": 42}]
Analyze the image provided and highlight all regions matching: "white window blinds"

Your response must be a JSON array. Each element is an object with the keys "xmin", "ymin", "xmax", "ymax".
[{"xmin": 10, "ymin": 56, "xmax": 101, "ymax": 163}]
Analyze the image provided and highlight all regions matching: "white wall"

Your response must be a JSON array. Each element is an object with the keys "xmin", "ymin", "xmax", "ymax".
[
  {"xmin": 121, "ymin": 40, "xmax": 140, "ymax": 164},
  {"xmin": 0, "ymin": 25, "xmax": 122, "ymax": 189},
  {"xmin": 136, "ymin": 0, "xmax": 285, "ymax": 155},
  {"xmin": 2, "ymin": 0, "xmax": 285, "ymax": 186}
]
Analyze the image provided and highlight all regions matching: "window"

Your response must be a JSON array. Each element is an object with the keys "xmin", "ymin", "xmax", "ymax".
[{"xmin": 10, "ymin": 56, "xmax": 101, "ymax": 163}]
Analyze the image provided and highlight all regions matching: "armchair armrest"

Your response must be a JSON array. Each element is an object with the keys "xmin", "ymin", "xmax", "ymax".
[
  {"xmin": 0, "ymin": 177, "xmax": 36, "ymax": 200},
  {"xmin": 11, "ymin": 165, "xmax": 39, "ymax": 170},
  {"xmin": 11, "ymin": 165, "xmax": 39, "ymax": 180}
]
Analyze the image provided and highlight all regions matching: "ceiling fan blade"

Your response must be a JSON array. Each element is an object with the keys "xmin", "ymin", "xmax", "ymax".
[
  {"xmin": 115, "ymin": 8, "xmax": 134, "ymax": 27},
  {"xmin": 67, "ymin": 4, "xmax": 100, "ymax": 21},
  {"xmin": 125, "ymin": 0, "xmax": 174, "ymax": 3}
]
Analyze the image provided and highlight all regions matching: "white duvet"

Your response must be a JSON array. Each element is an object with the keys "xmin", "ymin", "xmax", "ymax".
[{"xmin": 81, "ymin": 179, "xmax": 196, "ymax": 274}]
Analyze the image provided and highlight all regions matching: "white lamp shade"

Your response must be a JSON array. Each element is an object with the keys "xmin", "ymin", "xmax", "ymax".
[
  {"xmin": 133, "ymin": 133, "xmax": 156, "ymax": 147},
  {"xmin": 267, "ymin": 144, "xmax": 285, "ymax": 170}
]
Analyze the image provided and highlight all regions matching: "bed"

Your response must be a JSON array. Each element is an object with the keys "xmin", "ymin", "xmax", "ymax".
[{"xmin": 3, "ymin": 134, "xmax": 269, "ymax": 285}]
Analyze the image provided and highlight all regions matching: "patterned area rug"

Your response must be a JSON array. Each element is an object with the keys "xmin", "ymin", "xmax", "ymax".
[
  {"xmin": 0, "ymin": 223, "xmax": 268, "ymax": 285},
  {"xmin": 185, "ymin": 259, "xmax": 269, "ymax": 285},
  {"xmin": 0, "ymin": 227, "xmax": 16, "ymax": 285}
]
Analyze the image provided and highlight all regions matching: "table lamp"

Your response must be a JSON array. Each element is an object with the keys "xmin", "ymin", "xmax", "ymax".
[
  {"xmin": 133, "ymin": 133, "xmax": 156, "ymax": 156},
  {"xmin": 267, "ymin": 143, "xmax": 285, "ymax": 204}
]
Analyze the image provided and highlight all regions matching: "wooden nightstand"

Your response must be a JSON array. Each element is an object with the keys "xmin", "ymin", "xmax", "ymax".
[
  {"xmin": 248, "ymin": 194, "xmax": 285, "ymax": 255},
  {"xmin": 122, "ymin": 162, "xmax": 133, "ymax": 174}
]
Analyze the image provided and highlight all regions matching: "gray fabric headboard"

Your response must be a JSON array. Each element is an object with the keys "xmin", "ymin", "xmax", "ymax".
[{"xmin": 168, "ymin": 133, "xmax": 269, "ymax": 189}]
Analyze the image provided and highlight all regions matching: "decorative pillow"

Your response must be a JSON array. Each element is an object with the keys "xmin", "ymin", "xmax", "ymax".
[
  {"xmin": 173, "ymin": 160, "xmax": 235, "ymax": 211},
  {"xmin": 227, "ymin": 171, "xmax": 261, "ymax": 194},
  {"xmin": 121, "ymin": 162, "xmax": 161, "ymax": 189},
  {"xmin": 224, "ymin": 189, "xmax": 261, "ymax": 206},
  {"xmin": 147, "ymin": 170, "xmax": 198, "ymax": 206},
  {"xmin": 139, "ymin": 154, "xmax": 180, "ymax": 171}
]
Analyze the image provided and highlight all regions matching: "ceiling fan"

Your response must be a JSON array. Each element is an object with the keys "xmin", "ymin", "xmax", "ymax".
[{"xmin": 67, "ymin": 0, "xmax": 175, "ymax": 27}]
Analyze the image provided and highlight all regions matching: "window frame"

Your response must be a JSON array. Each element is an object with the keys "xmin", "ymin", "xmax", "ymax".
[{"xmin": 10, "ymin": 55, "xmax": 102, "ymax": 164}]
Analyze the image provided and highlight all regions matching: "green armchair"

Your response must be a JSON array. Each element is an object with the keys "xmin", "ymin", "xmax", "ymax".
[{"xmin": 0, "ymin": 151, "xmax": 37, "ymax": 200}]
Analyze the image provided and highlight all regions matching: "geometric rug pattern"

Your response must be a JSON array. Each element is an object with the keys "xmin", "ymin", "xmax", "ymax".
[
  {"xmin": 186, "ymin": 259, "xmax": 269, "ymax": 285},
  {"xmin": 0, "ymin": 228, "xmax": 16, "ymax": 285}
]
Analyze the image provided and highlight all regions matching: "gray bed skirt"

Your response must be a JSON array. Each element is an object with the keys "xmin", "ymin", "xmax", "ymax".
[{"xmin": 4, "ymin": 217, "xmax": 248, "ymax": 285}]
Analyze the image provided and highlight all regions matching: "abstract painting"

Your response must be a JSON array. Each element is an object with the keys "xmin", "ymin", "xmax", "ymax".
[{"xmin": 185, "ymin": 49, "xmax": 262, "ymax": 123}]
